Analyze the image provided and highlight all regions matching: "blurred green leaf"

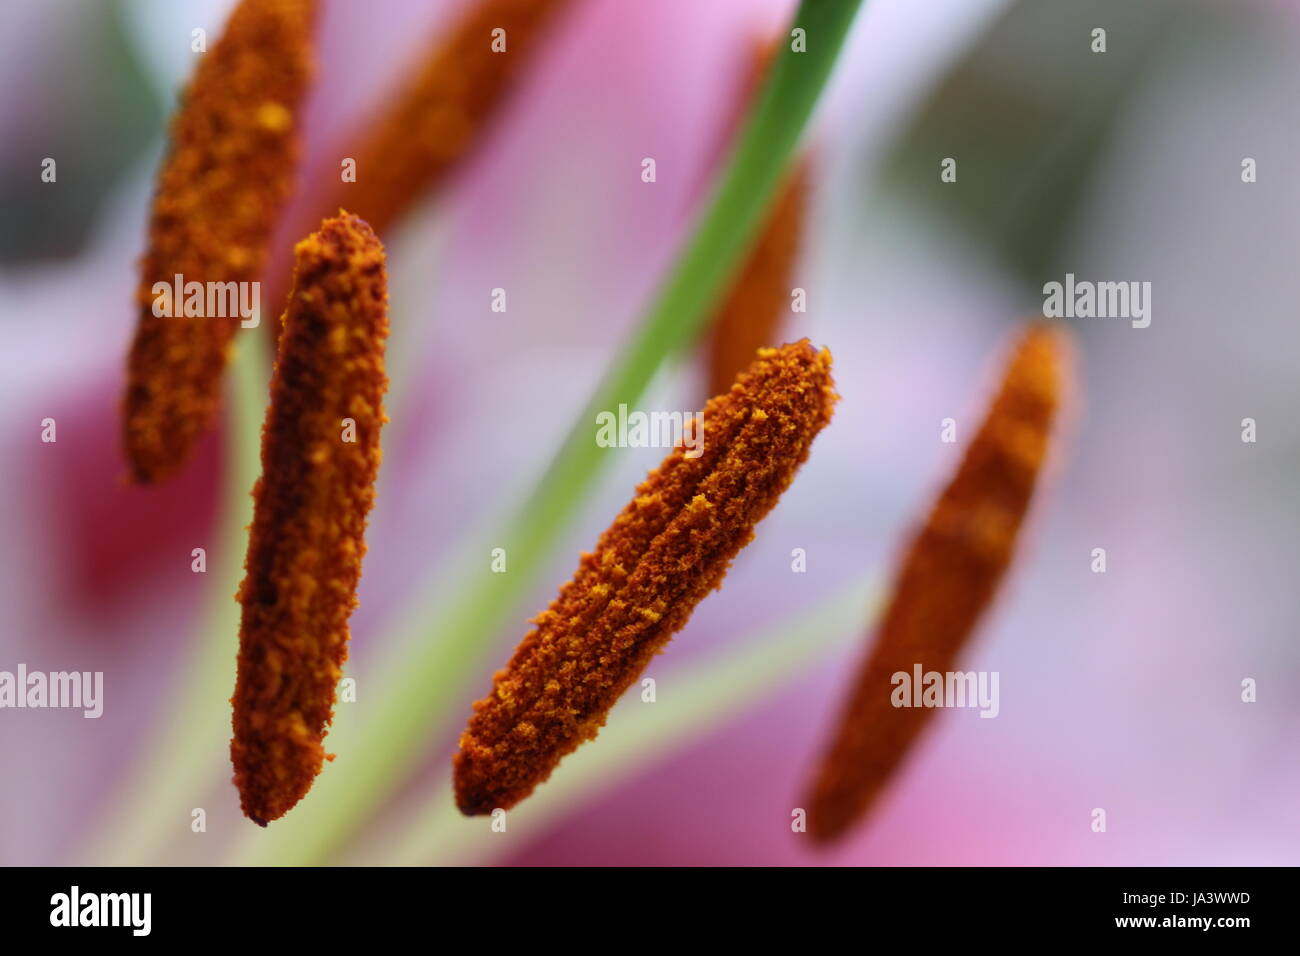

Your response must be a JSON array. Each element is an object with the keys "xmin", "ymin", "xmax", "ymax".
[
  {"xmin": 0, "ymin": 0, "xmax": 163, "ymax": 263},
  {"xmin": 879, "ymin": 0, "xmax": 1185, "ymax": 284},
  {"xmin": 83, "ymin": 332, "xmax": 269, "ymax": 865}
]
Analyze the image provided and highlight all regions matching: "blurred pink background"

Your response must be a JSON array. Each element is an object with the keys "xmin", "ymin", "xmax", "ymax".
[{"xmin": 1, "ymin": 0, "xmax": 1298, "ymax": 865}]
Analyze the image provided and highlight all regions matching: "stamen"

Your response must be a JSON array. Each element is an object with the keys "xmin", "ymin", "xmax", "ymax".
[
  {"xmin": 230, "ymin": 212, "xmax": 388, "ymax": 826},
  {"xmin": 323, "ymin": 0, "xmax": 570, "ymax": 236},
  {"xmin": 123, "ymin": 0, "xmax": 317, "ymax": 483},
  {"xmin": 804, "ymin": 323, "xmax": 1071, "ymax": 843},
  {"xmin": 454, "ymin": 340, "xmax": 837, "ymax": 815},
  {"xmin": 703, "ymin": 35, "xmax": 811, "ymax": 397},
  {"xmin": 260, "ymin": 0, "xmax": 572, "ymax": 346},
  {"xmin": 706, "ymin": 161, "xmax": 809, "ymax": 397}
]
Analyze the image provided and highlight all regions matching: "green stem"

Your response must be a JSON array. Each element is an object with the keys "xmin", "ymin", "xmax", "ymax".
[
  {"xmin": 81, "ymin": 335, "xmax": 267, "ymax": 865},
  {"xmin": 242, "ymin": 0, "xmax": 864, "ymax": 866}
]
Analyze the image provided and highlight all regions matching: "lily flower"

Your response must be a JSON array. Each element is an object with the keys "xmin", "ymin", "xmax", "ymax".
[{"xmin": 6, "ymin": 0, "xmax": 1296, "ymax": 869}]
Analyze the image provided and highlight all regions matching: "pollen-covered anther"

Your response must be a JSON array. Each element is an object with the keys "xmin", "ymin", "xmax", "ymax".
[
  {"xmin": 229, "ymin": 212, "xmax": 389, "ymax": 826},
  {"xmin": 803, "ymin": 322, "xmax": 1072, "ymax": 844},
  {"xmin": 705, "ymin": 163, "xmax": 810, "ymax": 397},
  {"xmin": 454, "ymin": 340, "xmax": 837, "ymax": 815},
  {"xmin": 334, "ymin": 0, "xmax": 571, "ymax": 234},
  {"xmin": 122, "ymin": 0, "xmax": 318, "ymax": 484},
  {"xmin": 260, "ymin": 0, "xmax": 574, "ymax": 329}
]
